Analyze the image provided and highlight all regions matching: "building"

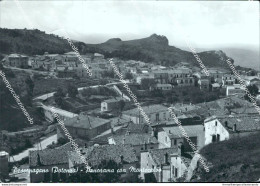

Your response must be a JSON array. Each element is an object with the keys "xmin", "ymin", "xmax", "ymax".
[
  {"xmin": 29, "ymin": 143, "xmax": 74, "ymax": 182},
  {"xmin": 198, "ymin": 78, "xmax": 210, "ymax": 90},
  {"xmin": 226, "ymin": 84, "xmax": 245, "ymax": 96},
  {"xmin": 157, "ymin": 125, "xmax": 205, "ymax": 150},
  {"xmin": 154, "ymin": 84, "xmax": 173, "ymax": 91},
  {"xmin": 222, "ymin": 74, "xmax": 237, "ymax": 86},
  {"xmin": 108, "ymin": 133, "xmax": 159, "ymax": 160},
  {"xmin": 41, "ymin": 105, "xmax": 78, "ymax": 123},
  {"xmin": 204, "ymin": 115, "xmax": 260, "ymax": 145},
  {"xmin": 68, "ymin": 144, "xmax": 139, "ymax": 181},
  {"xmin": 140, "ymin": 147, "xmax": 178, "ymax": 182},
  {"xmin": 122, "ymin": 104, "xmax": 171, "ymax": 125},
  {"xmin": 153, "ymin": 70, "xmax": 169, "ymax": 84},
  {"xmin": 0, "ymin": 151, "xmax": 9, "ymax": 178},
  {"xmin": 57, "ymin": 115, "xmax": 111, "ymax": 140},
  {"xmin": 175, "ymin": 77, "xmax": 195, "ymax": 87},
  {"xmin": 4, "ymin": 54, "xmax": 29, "ymax": 68},
  {"xmin": 101, "ymin": 97, "xmax": 125, "ymax": 112}
]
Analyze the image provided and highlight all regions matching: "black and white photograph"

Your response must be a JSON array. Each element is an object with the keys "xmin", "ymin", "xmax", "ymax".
[{"xmin": 0, "ymin": 0, "xmax": 259, "ymax": 184}]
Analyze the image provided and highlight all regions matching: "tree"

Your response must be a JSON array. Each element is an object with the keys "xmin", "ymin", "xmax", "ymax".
[
  {"xmin": 118, "ymin": 100, "xmax": 125, "ymax": 113},
  {"xmin": 68, "ymin": 84, "xmax": 78, "ymax": 98},
  {"xmin": 54, "ymin": 87, "xmax": 65, "ymax": 107},
  {"xmin": 141, "ymin": 78, "xmax": 156, "ymax": 90},
  {"xmin": 124, "ymin": 72, "xmax": 133, "ymax": 80},
  {"xmin": 244, "ymin": 84, "xmax": 259, "ymax": 101}
]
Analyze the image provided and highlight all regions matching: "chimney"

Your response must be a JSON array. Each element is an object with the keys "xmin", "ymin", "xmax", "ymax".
[
  {"xmin": 111, "ymin": 127, "xmax": 114, "ymax": 134},
  {"xmin": 233, "ymin": 124, "xmax": 237, "ymax": 132},
  {"xmin": 178, "ymin": 142, "xmax": 184, "ymax": 156},
  {"xmin": 169, "ymin": 130, "xmax": 171, "ymax": 134},
  {"xmin": 120, "ymin": 155, "xmax": 124, "ymax": 163},
  {"xmin": 144, "ymin": 142, "xmax": 147, "ymax": 150},
  {"xmin": 164, "ymin": 153, "xmax": 169, "ymax": 164},
  {"xmin": 225, "ymin": 121, "xmax": 228, "ymax": 128},
  {"xmin": 123, "ymin": 137, "xmax": 126, "ymax": 144}
]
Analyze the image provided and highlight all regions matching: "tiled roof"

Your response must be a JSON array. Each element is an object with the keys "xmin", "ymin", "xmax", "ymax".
[
  {"xmin": 125, "ymin": 123, "xmax": 151, "ymax": 133},
  {"xmin": 217, "ymin": 115, "xmax": 260, "ymax": 133},
  {"xmin": 68, "ymin": 144, "xmax": 138, "ymax": 167},
  {"xmin": 163, "ymin": 125, "xmax": 204, "ymax": 139},
  {"xmin": 111, "ymin": 133, "xmax": 158, "ymax": 146},
  {"xmin": 29, "ymin": 142, "xmax": 73, "ymax": 167},
  {"xmin": 64, "ymin": 115, "xmax": 110, "ymax": 129},
  {"xmin": 122, "ymin": 104, "xmax": 168, "ymax": 116},
  {"xmin": 231, "ymin": 107, "xmax": 259, "ymax": 114},
  {"xmin": 149, "ymin": 148, "xmax": 178, "ymax": 165}
]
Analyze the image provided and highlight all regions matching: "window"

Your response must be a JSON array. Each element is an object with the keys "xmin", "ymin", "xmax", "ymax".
[
  {"xmin": 175, "ymin": 168, "xmax": 178, "ymax": 177},
  {"xmin": 217, "ymin": 134, "xmax": 220, "ymax": 142},
  {"xmin": 174, "ymin": 139, "xmax": 177, "ymax": 145},
  {"xmin": 212, "ymin": 135, "xmax": 216, "ymax": 143},
  {"xmin": 156, "ymin": 113, "xmax": 160, "ymax": 121},
  {"xmin": 163, "ymin": 113, "xmax": 166, "ymax": 120},
  {"xmin": 165, "ymin": 137, "xmax": 167, "ymax": 142},
  {"xmin": 215, "ymin": 121, "xmax": 217, "ymax": 126}
]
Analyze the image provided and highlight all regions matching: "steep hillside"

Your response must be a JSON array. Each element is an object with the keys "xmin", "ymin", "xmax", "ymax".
[
  {"xmin": 85, "ymin": 34, "xmax": 234, "ymax": 68},
  {"xmin": 0, "ymin": 28, "xmax": 71, "ymax": 55},
  {"xmin": 0, "ymin": 29, "xmax": 234, "ymax": 69},
  {"xmin": 191, "ymin": 132, "xmax": 260, "ymax": 182},
  {"xmin": 0, "ymin": 65, "xmax": 44, "ymax": 131}
]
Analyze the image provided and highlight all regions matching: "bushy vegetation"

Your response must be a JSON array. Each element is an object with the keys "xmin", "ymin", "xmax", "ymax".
[{"xmin": 195, "ymin": 132, "xmax": 260, "ymax": 182}]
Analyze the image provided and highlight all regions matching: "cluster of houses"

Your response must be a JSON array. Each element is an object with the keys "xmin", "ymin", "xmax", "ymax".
[
  {"xmin": 2, "ymin": 52, "xmax": 260, "ymax": 182},
  {"xmin": 27, "ymin": 93, "xmax": 260, "ymax": 182}
]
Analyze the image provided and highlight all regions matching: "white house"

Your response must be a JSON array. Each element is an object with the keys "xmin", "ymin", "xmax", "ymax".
[{"xmin": 204, "ymin": 115, "xmax": 260, "ymax": 145}]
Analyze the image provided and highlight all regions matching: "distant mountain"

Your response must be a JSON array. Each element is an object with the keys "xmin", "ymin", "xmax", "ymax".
[
  {"xmin": 0, "ymin": 28, "xmax": 234, "ymax": 69},
  {"xmin": 84, "ymin": 34, "xmax": 234, "ymax": 69},
  {"xmin": 184, "ymin": 46, "xmax": 260, "ymax": 71}
]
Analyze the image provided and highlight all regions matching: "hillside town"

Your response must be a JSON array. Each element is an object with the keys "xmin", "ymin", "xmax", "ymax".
[{"xmin": 0, "ymin": 50, "xmax": 260, "ymax": 183}]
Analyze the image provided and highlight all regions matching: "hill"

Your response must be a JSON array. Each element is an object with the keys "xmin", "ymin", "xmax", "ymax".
[
  {"xmin": 191, "ymin": 132, "xmax": 260, "ymax": 182},
  {"xmin": 0, "ymin": 28, "xmax": 72, "ymax": 55},
  {"xmin": 84, "ymin": 34, "xmax": 234, "ymax": 68},
  {"xmin": 0, "ymin": 29, "xmax": 234, "ymax": 69},
  {"xmin": 0, "ymin": 65, "xmax": 44, "ymax": 131}
]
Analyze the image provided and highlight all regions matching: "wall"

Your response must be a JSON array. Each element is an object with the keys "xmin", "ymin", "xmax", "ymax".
[{"xmin": 204, "ymin": 119, "xmax": 230, "ymax": 145}]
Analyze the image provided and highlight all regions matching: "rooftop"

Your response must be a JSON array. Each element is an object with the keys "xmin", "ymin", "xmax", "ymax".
[
  {"xmin": 123, "ymin": 104, "xmax": 168, "ymax": 116},
  {"xmin": 68, "ymin": 144, "xmax": 138, "ymax": 167},
  {"xmin": 64, "ymin": 115, "xmax": 110, "ymax": 130},
  {"xmin": 148, "ymin": 148, "xmax": 178, "ymax": 165},
  {"xmin": 163, "ymin": 125, "xmax": 204, "ymax": 139},
  {"xmin": 29, "ymin": 142, "xmax": 73, "ymax": 167},
  {"xmin": 110, "ymin": 133, "xmax": 158, "ymax": 146}
]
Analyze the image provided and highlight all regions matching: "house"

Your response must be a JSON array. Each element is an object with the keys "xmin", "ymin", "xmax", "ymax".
[
  {"xmin": 29, "ymin": 143, "xmax": 74, "ymax": 183},
  {"xmin": 240, "ymin": 76, "xmax": 260, "ymax": 86},
  {"xmin": 101, "ymin": 97, "xmax": 125, "ymax": 112},
  {"xmin": 157, "ymin": 125, "xmax": 205, "ymax": 151},
  {"xmin": 204, "ymin": 115, "xmax": 260, "ymax": 145},
  {"xmin": 175, "ymin": 77, "xmax": 195, "ymax": 87},
  {"xmin": 41, "ymin": 105, "xmax": 78, "ymax": 122},
  {"xmin": 154, "ymin": 84, "xmax": 173, "ymax": 91},
  {"xmin": 122, "ymin": 104, "xmax": 171, "ymax": 125},
  {"xmin": 211, "ymin": 83, "xmax": 221, "ymax": 91},
  {"xmin": 136, "ymin": 74, "xmax": 154, "ymax": 84},
  {"xmin": 4, "ymin": 54, "xmax": 29, "ymax": 68},
  {"xmin": 108, "ymin": 133, "xmax": 159, "ymax": 160},
  {"xmin": 226, "ymin": 84, "xmax": 245, "ymax": 96},
  {"xmin": 198, "ymin": 78, "xmax": 210, "ymax": 90},
  {"xmin": 57, "ymin": 115, "xmax": 111, "ymax": 140},
  {"xmin": 140, "ymin": 147, "xmax": 186, "ymax": 182},
  {"xmin": 68, "ymin": 144, "xmax": 139, "ymax": 181},
  {"xmin": 153, "ymin": 70, "xmax": 169, "ymax": 84},
  {"xmin": 222, "ymin": 74, "xmax": 237, "ymax": 86}
]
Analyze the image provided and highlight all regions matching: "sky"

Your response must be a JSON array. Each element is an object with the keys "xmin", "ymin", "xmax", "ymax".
[{"xmin": 0, "ymin": 1, "xmax": 259, "ymax": 50}]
